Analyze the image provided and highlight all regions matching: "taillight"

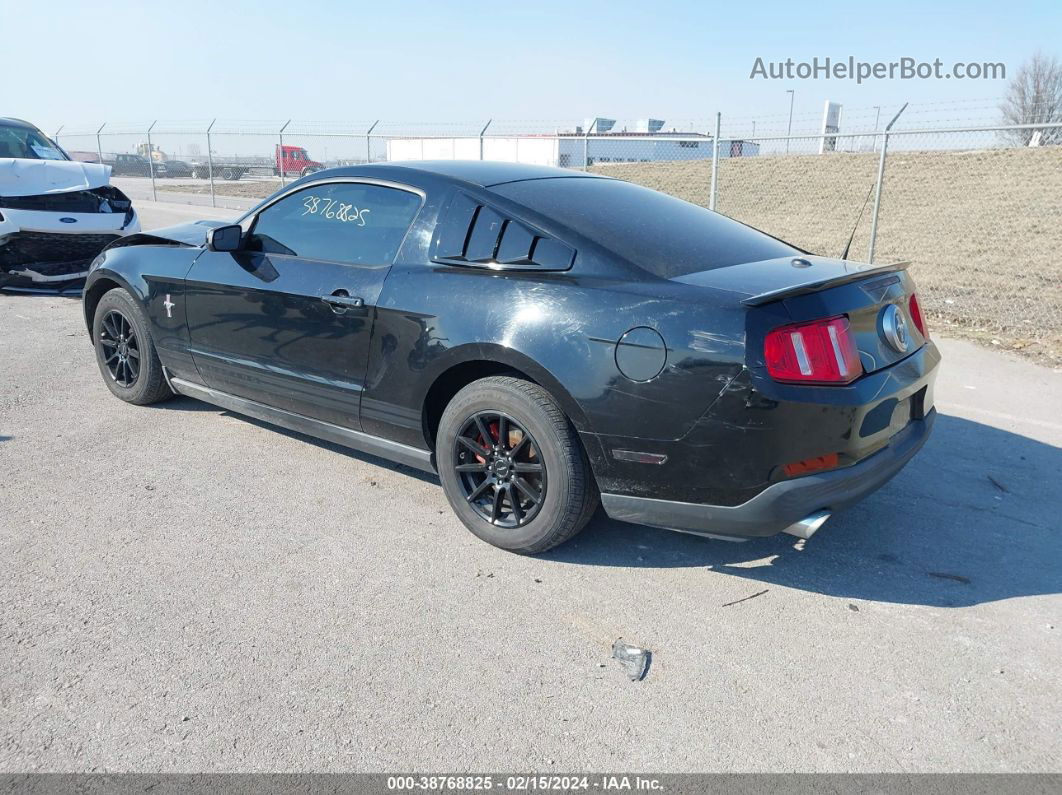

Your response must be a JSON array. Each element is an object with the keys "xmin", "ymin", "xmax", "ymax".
[
  {"xmin": 764, "ymin": 315, "xmax": 862, "ymax": 384},
  {"xmin": 909, "ymin": 293, "xmax": 928, "ymax": 338}
]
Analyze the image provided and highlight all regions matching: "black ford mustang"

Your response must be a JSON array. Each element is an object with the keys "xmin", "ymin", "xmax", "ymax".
[{"xmin": 82, "ymin": 161, "xmax": 939, "ymax": 553}]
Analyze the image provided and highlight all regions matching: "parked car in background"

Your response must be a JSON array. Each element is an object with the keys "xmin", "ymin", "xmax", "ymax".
[
  {"xmin": 0, "ymin": 117, "xmax": 140, "ymax": 291},
  {"xmin": 106, "ymin": 153, "xmax": 166, "ymax": 177},
  {"xmin": 66, "ymin": 150, "xmax": 102, "ymax": 164},
  {"xmin": 81, "ymin": 161, "xmax": 938, "ymax": 554},
  {"xmin": 161, "ymin": 160, "xmax": 193, "ymax": 178}
]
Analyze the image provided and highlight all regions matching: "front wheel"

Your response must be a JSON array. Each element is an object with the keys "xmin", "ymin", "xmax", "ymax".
[
  {"xmin": 92, "ymin": 288, "xmax": 173, "ymax": 405},
  {"xmin": 437, "ymin": 376, "xmax": 598, "ymax": 554}
]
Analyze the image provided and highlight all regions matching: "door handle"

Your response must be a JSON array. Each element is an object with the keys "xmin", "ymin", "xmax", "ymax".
[{"xmin": 322, "ymin": 294, "xmax": 364, "ymax": 310}]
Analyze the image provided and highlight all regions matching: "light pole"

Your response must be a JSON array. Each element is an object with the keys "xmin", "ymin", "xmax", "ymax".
[{"xmin": 785, "ymin": 90, "xmax": 795, "ymax": 153}]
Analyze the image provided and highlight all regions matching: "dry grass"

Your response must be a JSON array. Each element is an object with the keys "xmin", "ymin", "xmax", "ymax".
[{"xmin": 164, "ymin": 180, "xmax": 280, "ymax": 200}]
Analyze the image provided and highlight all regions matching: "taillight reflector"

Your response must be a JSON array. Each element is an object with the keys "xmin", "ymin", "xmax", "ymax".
[
  {"xmin": 783, "ymin": 453, "xmax": 840, "ymax": 477},
  {"xmin": 764, "ymin": 315, "xmax": 862, "ymax": 384},
  {"xmin": 908, "ymin": 293, "xmax": 928, "ymax": 338}
]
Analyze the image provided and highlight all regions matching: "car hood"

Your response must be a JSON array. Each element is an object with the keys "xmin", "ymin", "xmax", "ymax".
[
  {"xmin": 0, "ymin": 158, "xmax": 112, "ymax": 197},
  {"xmin": 132, "ymin": 219, "xmax": 228, "ymax": 247}
]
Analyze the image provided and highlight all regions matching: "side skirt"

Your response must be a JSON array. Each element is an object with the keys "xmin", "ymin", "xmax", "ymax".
[{"xmin": 169, "ymin": 377, "xmax": 436, "ymax": 474}]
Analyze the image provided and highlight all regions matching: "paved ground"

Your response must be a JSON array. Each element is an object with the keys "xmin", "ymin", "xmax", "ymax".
[{"xmin": 1, "ymin": 201, "xmax": 1060, "ymax": 772}]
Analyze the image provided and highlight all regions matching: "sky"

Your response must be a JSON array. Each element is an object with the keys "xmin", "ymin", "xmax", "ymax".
[{"xmin": 3, "ymin": 0, "xmax": 1060, "ymax": 136}]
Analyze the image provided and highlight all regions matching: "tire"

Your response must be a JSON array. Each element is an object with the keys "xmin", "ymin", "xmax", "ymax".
[
  {"xmin": 92, "ymin": 288, "xmax": 173, "ymax": 406},
  {"xmin": 437, "ymin": 376, "xmax": 598, "ymax": 554}
]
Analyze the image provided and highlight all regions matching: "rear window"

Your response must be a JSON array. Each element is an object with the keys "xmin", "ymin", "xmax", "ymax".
[{"xmin": 489, "ymin": 177, "xmax": 798, "ymax": 279}]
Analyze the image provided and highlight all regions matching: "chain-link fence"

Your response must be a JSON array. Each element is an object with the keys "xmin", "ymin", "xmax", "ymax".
[
  {"xmin": 52, "ymin": 116, "xmax": 1062, "ymax": 360},
  {"xmin": 703, "ymin": 122, "xmax": 1062, "ymax": 360}
]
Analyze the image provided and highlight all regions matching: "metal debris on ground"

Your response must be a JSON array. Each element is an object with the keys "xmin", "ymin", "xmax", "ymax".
[
  {"xmin": 929, "ymin": 571, "xmax": 972, "ymax": 585},
  {"xmin": 611, "ymin": 639, "xmax": 651, "ymax": 682},
  {"xmin": 721, "ymin": 588, "xmax": 769, "ymax": 607},
  {"xmin": 987, "ymin": 475, "xmax": 1009, "ymax": 493}
]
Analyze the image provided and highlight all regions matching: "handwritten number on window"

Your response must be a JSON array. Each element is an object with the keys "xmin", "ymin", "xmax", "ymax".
[{"xmin": 302, "ymin": 194, "xmax": 370, "ymax": 226}]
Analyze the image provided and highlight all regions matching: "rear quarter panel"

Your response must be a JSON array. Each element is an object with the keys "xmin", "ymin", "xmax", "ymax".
[{"xmin": 363, "ymin": 253, "xmax": 748, "ymax": 460}]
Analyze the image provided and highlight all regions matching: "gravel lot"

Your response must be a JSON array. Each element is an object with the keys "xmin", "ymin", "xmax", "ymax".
[{"xmin": 1, "ymin": 201, "xmax": 1060, "ymax": 772}]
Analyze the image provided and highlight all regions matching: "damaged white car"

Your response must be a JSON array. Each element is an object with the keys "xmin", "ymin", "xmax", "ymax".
[{"xmin": 0, "ymin": 117, "xmax": 139, "ymax": 291}]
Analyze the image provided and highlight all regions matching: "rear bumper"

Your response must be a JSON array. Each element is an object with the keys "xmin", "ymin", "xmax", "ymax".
[{"xmin": 601, "ymin": 408, "xmax": 935, "ymax": 540}]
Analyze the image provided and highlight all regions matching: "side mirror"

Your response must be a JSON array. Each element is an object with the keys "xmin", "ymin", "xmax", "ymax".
[{"xmin": 207, "ymin": 224, "xmax": 243, "ymax": 252}]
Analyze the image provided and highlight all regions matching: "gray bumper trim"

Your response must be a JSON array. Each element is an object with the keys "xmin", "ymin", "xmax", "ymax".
[{"xmin": 601, "ymin": 409, "xmax": 935, "ymax": 539}]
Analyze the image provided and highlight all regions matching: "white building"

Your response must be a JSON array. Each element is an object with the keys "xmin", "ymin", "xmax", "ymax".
[{"xmin": 386, "ymin": 119, "xmax": 758, "ymax": 168}]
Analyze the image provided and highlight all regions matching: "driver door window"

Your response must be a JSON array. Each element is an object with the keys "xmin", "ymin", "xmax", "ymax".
[{"xmin": 246, "ymin": 182, "xmax": 422, "ymax": 266}]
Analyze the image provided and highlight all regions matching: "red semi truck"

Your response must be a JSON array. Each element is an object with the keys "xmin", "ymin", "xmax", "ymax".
[{"xmin": 188, "ymin": 145, "xmax": 324, "ymax": 180}]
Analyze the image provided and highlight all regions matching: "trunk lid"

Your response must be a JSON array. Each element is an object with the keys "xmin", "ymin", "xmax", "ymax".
[
  {"xmin": 675, "ymin": 255, "xmax": 926, "ymax": 375},
  {"xmin": 672, "ymin": 254, "xmax": 907, "ymax": 305}
]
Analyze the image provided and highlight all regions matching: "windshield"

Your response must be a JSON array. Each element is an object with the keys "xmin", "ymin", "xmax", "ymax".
[
  {"xmin": 489, "ymin": 177, "xmax": 799, "ymax": 279},
  {"xmin": 0, "ymin": 123, "xmax": 69, "ymax": 161}
]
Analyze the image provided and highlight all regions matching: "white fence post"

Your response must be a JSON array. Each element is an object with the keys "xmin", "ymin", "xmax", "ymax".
[
  {"xmin": 278, "ymin": 120, "xmax": 291, "ymax": 186},
  {"xmin": 365, "ymin": 120, "xmax": 380, "ymax": 164},
  {"xmin": 709, "ymin": 112, "xmax": 721, "ymax": 211},
  {"xmin": 147, "ymin": 120, "xmax": 157, "ymax": 202},
  {"xmin": 479, "ymin": 119, "xmax": 492, "ymax": 161},
  {"xmin": 206, "ymin": 119, "xmax": 216, "ymax": 208},
  {"xmin": 867, "ymin": 103, "xmax": 907, "ymax": 264}
]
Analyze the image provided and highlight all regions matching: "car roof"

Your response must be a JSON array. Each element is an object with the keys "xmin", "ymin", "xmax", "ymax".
[
  {"xmin": 0, "ymin": 117, "xmax": 41, "ymax": 130},
  {"xmin": 317, "ymin": 160, "xmax": 607, "ymax": 188}
]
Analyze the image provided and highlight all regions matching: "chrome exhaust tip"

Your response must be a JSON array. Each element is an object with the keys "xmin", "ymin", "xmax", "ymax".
[{"xmin": 782, "ymin": 510, "xmax": 832, "ymax": 540}]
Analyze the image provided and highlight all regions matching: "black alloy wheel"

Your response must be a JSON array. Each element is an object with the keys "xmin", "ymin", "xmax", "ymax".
[
  {"xmin": 98, "ymin": 309, "xmax": 141, "ymax": 387},
  {"xmin": 92, "ymin": 287, "xmax": 173, "ymax": 406},
  {"xmin": 436, "ymin": 375, "xmax": 598, "ymax": 553},
  {"xmin": 453, "ymin": 411, "xmax": 547, "ymax": 528}
]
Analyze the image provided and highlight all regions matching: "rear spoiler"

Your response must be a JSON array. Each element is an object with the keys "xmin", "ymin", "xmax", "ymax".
[{"xmin": 741, "ymin": 261, "xmax": 911, "ymax": 307}]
